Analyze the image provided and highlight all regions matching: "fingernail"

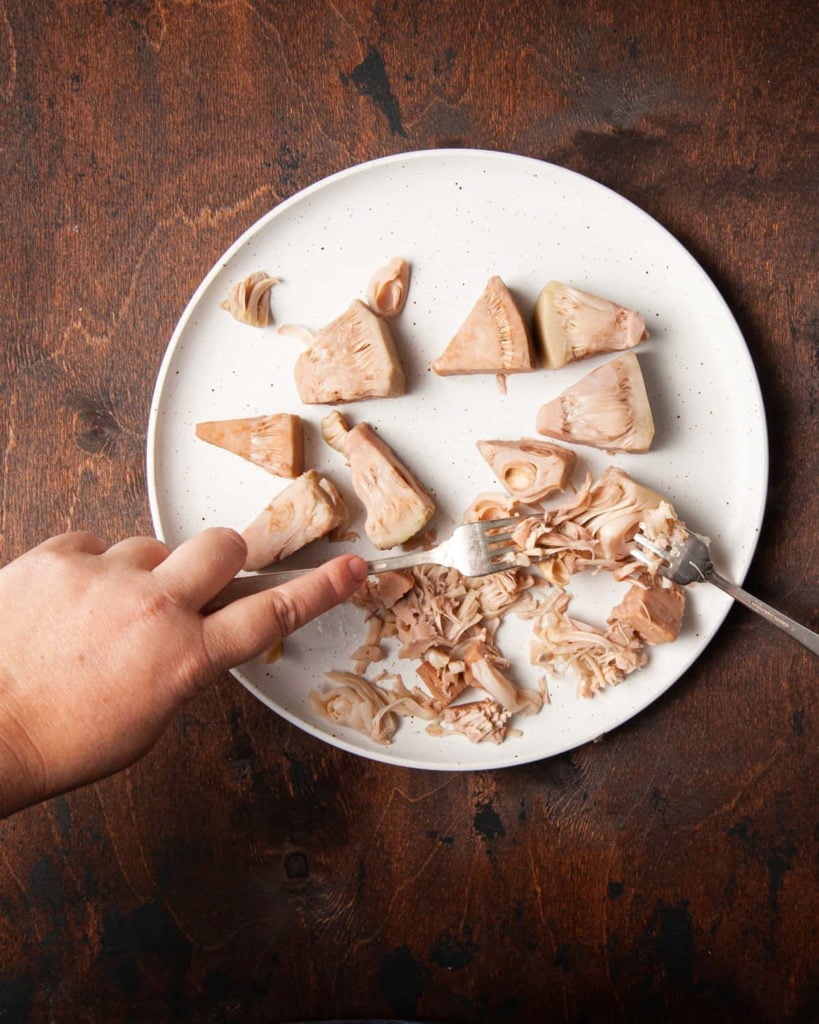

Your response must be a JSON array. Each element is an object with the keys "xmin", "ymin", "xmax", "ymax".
[{"xmin": 348, "ymin": 555, "xmax": 369, "ymax": 583}]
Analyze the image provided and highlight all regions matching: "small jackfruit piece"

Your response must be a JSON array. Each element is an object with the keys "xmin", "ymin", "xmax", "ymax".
[
  {"xmin": 321, "ymin": 410, "xmax": 435, "ymax": 549},
  {"xmin": 220, "ymin": 271, "xmax": 279, "ymax": 326},
  {"xmin": 416, "ymin": 660, "xmax": 469, "ymax": 711},
  {"xmin": 241, "ymin": 470, "xmax": 348, "ymax": 571},
  {"xmin": 294, "ymin": 299, "xmax": 406, "ymax": 404},
  {"xmin": 608, "ymin": 582, "xmax": 685, "ymax": 645},
  {"xmin": 462, "ymin": 492, "xmax": 518, "ymax": 524},
  {"xmin": 431, "ymin": 276, "xmax": 536, "ymax": 376},
  {"xmin": 533, "ymin": 281, "xmax": 648, "ymax": 369},
  {"xmin": 476, "ymin": 438, "xmax": 576, "ymax": 503},
  {"xmin": 195, "ymin": 413, "xmax": 303, "ymax": 478},
  {"xmin": 535, "ymin": 352, "xmax": 654, "ymax": 453},
  {"xmin": 437, "ymin": 699, "xmax": 511, "ymax": 744},
  {"xmin": 464, "ymin": 641, "xmax": 542, "ymax": 716},
  {"xmin": 366, "ymin": 258, "xmax": 410, "ymax": 318}
]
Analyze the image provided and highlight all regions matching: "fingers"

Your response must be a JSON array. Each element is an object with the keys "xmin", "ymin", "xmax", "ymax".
[
  {"xmin": 202, "ymin": 555, "xmax": 368, "ymax": 671},
  {"xmin": 34, "ymin": 531, "xmax": 108, "ymax": 556},
  {"xmin": 151, "ymin": 528, "xmax": 248, "ymax": 608},
  {"xmin": 105, "ymin": 536, "xmax": 171, "ymax": 570}
]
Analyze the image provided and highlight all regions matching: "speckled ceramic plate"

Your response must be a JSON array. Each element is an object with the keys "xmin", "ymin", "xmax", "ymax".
[{"xmin": 147, "ymin": 149, "xmax": 767, "ymax": 771}]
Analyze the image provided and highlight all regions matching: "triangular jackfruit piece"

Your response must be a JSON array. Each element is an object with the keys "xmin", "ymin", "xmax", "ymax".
[
  {"xmin": 535, "ymin": 352, "xmax": 654, "ymax": 453},
  {"xmin": 195, "ymin": 413, "xmax": 303, "ymax": 477},
  {"xmin": 431, "ymin": 276, "xmax": 535, "ymax": 376},
  {"xmin": 241, "ymin": 470, "xmax": 348, "ymax": 570},
  {"xmin": 533, "ymin": 281, "xmax": 648, "ymax": 369}
]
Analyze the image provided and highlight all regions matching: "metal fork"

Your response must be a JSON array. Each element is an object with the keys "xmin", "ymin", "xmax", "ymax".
[
  {"xmin": 632, "ymin": 531, "xmax": 819, "ymax": 655},
  {"xmin": 203, "ymin": 517, "xmax": 523, "ymax": 611}
]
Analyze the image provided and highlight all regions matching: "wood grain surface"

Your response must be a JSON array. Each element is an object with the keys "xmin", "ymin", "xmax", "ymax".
[{"xmin": 0, "ymin": 1, "xmax": 816, "ymax": 1021}]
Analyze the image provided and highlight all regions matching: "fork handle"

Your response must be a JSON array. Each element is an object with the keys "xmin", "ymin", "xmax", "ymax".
[
  {"xmin": 203, "ymin": 567, "xmax": 329, "ymax": 611},
  {"xmin": 201, "ymin": 549, "xmax": 436, "ymax": 613},
  {"xmin": 709, "ymin": 570, "xmax": 819, "ymax": 655}
]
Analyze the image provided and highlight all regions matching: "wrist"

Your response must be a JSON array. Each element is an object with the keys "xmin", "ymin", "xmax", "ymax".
[{"xmin": 0, "ymin": 687, "xmax": 47, "ymax": 819}]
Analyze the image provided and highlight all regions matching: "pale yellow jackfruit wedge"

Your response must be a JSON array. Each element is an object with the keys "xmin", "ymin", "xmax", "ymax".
[
  {"xmin": 533, "ymin": 281, "xmax": 648, "ymax": 369},
  {"xmin": 536, "ymin": 352, "xmax": 654, "ymax": 453},
  {"xmin": 431, "ymin": 276, "xmax": 536, "ymax": 375},
  {"xmin": 294, "ymin": 299, "xmax": 406, "ymax": 404},
  {"xmin": 322, "ymin": 410, "xmax": 435, "ymax": 549},
  {"xmin": 195, "ymin": 413, "xmax": 303, "ymax": 478}
]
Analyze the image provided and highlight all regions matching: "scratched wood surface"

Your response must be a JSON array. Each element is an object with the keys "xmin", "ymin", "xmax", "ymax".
[{"xmin": 0, "ymin": 1, "xmax": 817, "ymax": 1021}]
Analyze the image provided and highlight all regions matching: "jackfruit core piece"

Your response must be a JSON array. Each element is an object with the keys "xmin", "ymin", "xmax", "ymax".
[{"xmin": 321, "ymin": 410, "xmax": 435, "ymax": 550}]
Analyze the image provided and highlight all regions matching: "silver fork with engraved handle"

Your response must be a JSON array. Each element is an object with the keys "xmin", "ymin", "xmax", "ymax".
[
  {"xmin": 203, "ymin": 517, "xmax": 524, "ymax": 612},
  {"xmin": 632, "ymin": 531, "xmax": 819, "ymax": 655}
]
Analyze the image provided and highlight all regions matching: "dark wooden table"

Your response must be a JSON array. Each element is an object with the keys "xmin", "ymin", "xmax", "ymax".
[{"xmin": 1, "ymin": 2, "xmax": 816, "ymax": 1021}]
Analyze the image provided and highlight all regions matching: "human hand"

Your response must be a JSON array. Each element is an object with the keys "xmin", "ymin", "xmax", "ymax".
[{"xmin": 0, "ymin": 529, "xmax": 368, "ymax": 818}]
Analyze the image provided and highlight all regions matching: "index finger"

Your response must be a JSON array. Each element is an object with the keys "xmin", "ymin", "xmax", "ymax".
[
  {"xmin": 201, "ymin": 555, "xmax": 368, "ymax": 671},
  {"xmin": 33, "ymin": 531, "xmax": 108, "ymax": 556},
  {"xmin": 152, "ymin": 527, "xmax": 248, "ymax": 608}
]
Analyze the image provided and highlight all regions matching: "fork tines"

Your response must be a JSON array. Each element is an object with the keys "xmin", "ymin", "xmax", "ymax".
[
  {"xmin": 631, "ymin": 532, "xmax": 669, "ymax": 569},
  {"xmin": 481, "ymin": 517, "xmax": 523, "ymax": 532},
  {"xmin": 481, "ymin": 517, "xmax": 523, "ymax": 566}
]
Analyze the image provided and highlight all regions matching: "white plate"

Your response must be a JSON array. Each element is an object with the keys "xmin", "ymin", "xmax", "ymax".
[{"xmin": 147, "ymin": 149, "xmax": 767, "ymax": 771}]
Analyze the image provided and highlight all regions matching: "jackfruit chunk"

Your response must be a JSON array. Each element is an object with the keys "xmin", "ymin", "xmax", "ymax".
[
  {"xmin": 294, "ymin": 299, "xmax": 406, "ymax": 404},
  {"xmin": 608, "ymin": 582, "xmax": 685, "ymax": 646},
  {"xmin": 321, "ymin": 410, "xmax": 435, "ymax": 549},
  {"xmin": 431, "ymin": 276, "xmax": 536, "ymax": 376},
  {"xmin": 535, "ymin": 352, "xmax": 654, "ymax": 453},
  {"xmin": 533, "ymin": 281, "xmax": 648, "ymax": 369},
  {"xmin": 241, "ymin": 470, "xmax": 348, "ymax": 571},
  {"xmin": 195, "ymin": 413, "xmax": 303, "ymax": 478},
  {"xmin": 476, "ymin": 438, "xmax": 576, "ymax": 503},
  {"xmin": 577, "ymin": 467, "xmax": 667, "ymax": 561},
  {"xmin": 366, "ymin": 258, "xmax": 410, "ymax": 318},
  {"xmin": 220, "ymin": 271, "xmax": 279, "ymax": 326}
]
